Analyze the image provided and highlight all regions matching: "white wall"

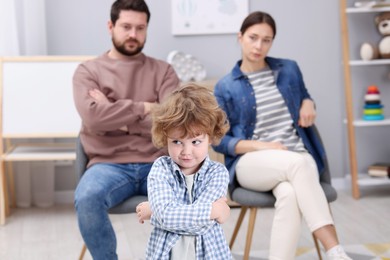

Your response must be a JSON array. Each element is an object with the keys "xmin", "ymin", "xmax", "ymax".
[{"xmin": 42, "ymin": 0, "xmax": 351, "ymax": 190}]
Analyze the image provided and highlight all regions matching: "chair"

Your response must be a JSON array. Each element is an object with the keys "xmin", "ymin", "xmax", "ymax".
[
  {"xmin": 75, "ymin": 137, "xmax": 148, "ymax": 260},
  {"xmin": 229, "ymin": 125, "xmax": 337, "ymax": 260}
]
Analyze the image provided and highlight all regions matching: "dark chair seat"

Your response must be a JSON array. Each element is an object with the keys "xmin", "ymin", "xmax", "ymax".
[
  {"xmin": 108, "ymin": 195, "xmax": 147, "ymax": 214},
  {"xmin": 231, "ymin": 182, "xmax": 337, "ymax": 207}
]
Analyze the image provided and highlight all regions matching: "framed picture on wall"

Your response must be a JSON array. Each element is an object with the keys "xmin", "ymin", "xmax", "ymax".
[{"xmin": 171, "ymin": 0, "xmax": 249, "ymax": 35}]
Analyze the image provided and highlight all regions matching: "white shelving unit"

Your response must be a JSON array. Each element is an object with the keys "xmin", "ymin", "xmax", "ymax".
[
  {"xmin": 357, "ymin": 174, "xmax": 390, "ymax": 186},
  {"xmin": 346, "ymin": 6, "xmax": 390, "ymax": 13},
  {"xmin": 344, "ymin": 118, "xmax": 390, "ymax": 126},
  {"xmin": 353, "ymin": 119, "xmax": 390, "ymax": 127},
  {"xmin": 350, "ymin": 59, "xmax": 390, "ymax": 66},
  {"xmin": 339, "ymin": 0, "xmax": 390, "ymax": 198}
]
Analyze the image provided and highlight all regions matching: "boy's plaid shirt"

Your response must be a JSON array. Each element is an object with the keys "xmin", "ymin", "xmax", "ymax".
[{"xmin": 145, "ymin": 156, "xmax": 232, "ymax": 260}]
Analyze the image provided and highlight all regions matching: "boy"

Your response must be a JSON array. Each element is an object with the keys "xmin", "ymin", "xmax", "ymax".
[{"xmin": 137, "ymin": 84, "xmax": 232, "ymax": 259}]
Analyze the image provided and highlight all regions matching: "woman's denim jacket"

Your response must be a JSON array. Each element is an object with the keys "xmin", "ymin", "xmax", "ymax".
[{"xmin": 212, "ymin": 57, "xmax": 326, "ymax": 194}]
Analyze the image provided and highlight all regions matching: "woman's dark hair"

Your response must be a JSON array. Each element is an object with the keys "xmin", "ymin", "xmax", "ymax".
[
  {"xmin": 240, "ymin": 11, "xmax": 276, "ymax": 38},
  {"xmin": 110, "ymin": 0, "xmax": 151, "ymax": 25}
]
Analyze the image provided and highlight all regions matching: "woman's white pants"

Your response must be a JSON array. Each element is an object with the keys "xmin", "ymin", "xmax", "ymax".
[{"xmin": 236, "ymin": 150, "xmax": 334, "ymax": 260}]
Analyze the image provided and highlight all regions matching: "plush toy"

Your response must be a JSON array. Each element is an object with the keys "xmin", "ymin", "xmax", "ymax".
[{"xmin": 360, "ymin": 12, "xmax": 390, "ymax": 60}]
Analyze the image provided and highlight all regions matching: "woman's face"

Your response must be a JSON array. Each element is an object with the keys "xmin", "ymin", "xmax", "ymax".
[{"xmin": 238, "ymin": 23, "xmax": 274, "ymax": 64}]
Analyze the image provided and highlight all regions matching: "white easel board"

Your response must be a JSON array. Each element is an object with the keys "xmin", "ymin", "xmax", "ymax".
[{"xmin": 0, "ymin": 56, "xmax": 92, "ymax": 138}]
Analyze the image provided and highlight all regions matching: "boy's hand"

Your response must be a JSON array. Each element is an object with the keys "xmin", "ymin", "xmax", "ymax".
[
  {"xmin": 210, "ymin": 197, "xmax": 230, "ymax": 224},
  {"xmin": 136, "ymin": 201, "xmax": 152, "ymax": 224}
]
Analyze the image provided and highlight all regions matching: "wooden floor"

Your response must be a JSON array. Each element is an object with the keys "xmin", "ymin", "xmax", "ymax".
[{"xmin": 0, "ymin": 185, "xmax": 389, "ymax": 260}]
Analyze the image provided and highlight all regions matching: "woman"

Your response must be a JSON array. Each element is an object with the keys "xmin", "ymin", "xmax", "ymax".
[{"xmin": 213, "ymin": 11, "xmax": 352, "ymax": 260}]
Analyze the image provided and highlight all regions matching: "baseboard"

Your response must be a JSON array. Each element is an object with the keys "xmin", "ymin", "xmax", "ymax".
[
  {"xmin": 55, "ymin": 190, "xmax": 74, "ymax": 204},
  {"xmin": 331, "ymin": 177, "xmax": 349, "ymax": 190}
]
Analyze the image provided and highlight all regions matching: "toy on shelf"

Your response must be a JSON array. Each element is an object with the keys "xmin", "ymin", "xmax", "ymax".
[
  {"xmin": 360, "ymin": 12, "xmax": 390, "ymax": 61},
  {"xmin": 363, "ymin": 85, "xmax": 384, "ymax": 120}
]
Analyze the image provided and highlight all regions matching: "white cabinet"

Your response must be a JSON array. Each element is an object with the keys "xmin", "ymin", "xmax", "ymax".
[{"xmin": 339, "ymin": 0, "xmax": 390, "ymax": 199}]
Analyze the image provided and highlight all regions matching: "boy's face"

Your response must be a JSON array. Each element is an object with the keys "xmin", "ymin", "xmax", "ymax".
[{"xmin": 167, "ymin": 129, "xmax": 210, "ymax": 176}]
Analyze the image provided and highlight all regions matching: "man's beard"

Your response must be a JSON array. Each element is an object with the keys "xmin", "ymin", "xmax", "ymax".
[{"xmin": 112, "ymin": 37, "xmax": 145, "ymax": 57}]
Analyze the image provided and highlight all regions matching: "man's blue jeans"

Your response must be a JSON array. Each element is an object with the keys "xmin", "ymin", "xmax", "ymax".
[{"xmin": 74, "ymin": 162, "xmax": 152, "ymax": 260}]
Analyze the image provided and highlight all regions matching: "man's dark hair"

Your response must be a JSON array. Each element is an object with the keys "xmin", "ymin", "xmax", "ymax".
[{"xmin": 110, "ymin": 0, "xmax": 151, "ymax": 25}]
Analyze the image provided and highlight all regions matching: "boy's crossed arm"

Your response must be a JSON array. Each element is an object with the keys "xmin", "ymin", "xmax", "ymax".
[
  {"xmin": 210, "ymin": 197, "xmax": 230, "ymax": 224},
  {"xmin": 136, "ymin": 196, "xmax": 230, "ymax": 224}
]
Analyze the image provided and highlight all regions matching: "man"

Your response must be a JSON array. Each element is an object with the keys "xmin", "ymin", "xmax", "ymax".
[{"xmin": 73, "ymin": 0, "xmax": 180, "ymax": 259}]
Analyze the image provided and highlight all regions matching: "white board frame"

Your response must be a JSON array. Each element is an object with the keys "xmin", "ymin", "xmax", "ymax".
[
  {"xmin": 0, "ymin": 56, "xmax": 94, "ymax": 225},
  {"xmin": 0, "ymin": 56, "xmax": 93, "ymax": 138},
  {"xmin": 171, "ymin": 0, "xmax": 249, "ymax": 35}
]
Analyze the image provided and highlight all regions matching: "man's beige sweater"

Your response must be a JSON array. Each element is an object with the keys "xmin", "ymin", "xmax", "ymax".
[{"xmin": 73, "ymin": 52, "xmax": 180, "ymax": 167}]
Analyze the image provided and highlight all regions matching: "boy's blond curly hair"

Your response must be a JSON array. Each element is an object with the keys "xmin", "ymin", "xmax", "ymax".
[{"xmin": 151, "ymin": 83, "xmax": 229, "ymax": 148}]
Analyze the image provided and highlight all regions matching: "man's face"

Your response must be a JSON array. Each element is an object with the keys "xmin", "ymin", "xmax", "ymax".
[{"xmin": 109, "ymin": 10, "xmax": 148, "ymax": 56}]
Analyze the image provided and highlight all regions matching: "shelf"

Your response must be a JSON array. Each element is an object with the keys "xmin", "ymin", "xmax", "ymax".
[
  {"xmin": 2, "ymin": 143, "xmax": 76, "ymax": 161},
  {"xmin": 346, "ymin": 6, "xmax": 390, "ymax": 13},
  {"xmin": 349, "ymin": 59, "xmax": 390, "ymax": 66},
  {"xmin": 340, "ymin": 0, "xmax": 390, "ymax": 199},
  {"xmin": 357, "ymin": 174, "xmax": 390, "ymax": 186},
  {"xmin": 345, "ymin": 119, "xmax": 390, "ymax": 127}
]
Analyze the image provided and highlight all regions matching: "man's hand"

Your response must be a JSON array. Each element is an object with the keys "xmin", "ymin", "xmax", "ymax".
[
  {"xmin": 144, "ymin": 102, "xmax": 156, "ymax": 115},
  {"xmin": 89, "ymin": 89, "xmax": 110, "ymax": 104},
  {"xmin": 89, "ymin": 88, "xmax": 128, "ymax": 132},
  {"xmin": 210, "ymin": 197, "xmax": 230, "ymax": 224},
  {"xmin": 136, "ymin": 201, "xmax": 152, "ymax": 224},
  {"xmin": 298, "ymin": 99, "xmax": 316, "ymax": 127}
]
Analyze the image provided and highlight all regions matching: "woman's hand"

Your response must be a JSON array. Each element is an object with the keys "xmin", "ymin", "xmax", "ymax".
[
  {"xmin": 136, "ymin": 201, "xmax": 152, "ymax": 224},
  {"xmin": 299, "ymin": 99, "xmax": 316, "ymax": 127},
  {"xmin": 235, "ymin": 140, "xmax": 287, "ymax": 154},
  {"xmin": 261, "ymin": 141, "xmax": 287, "ymax": 150}
]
